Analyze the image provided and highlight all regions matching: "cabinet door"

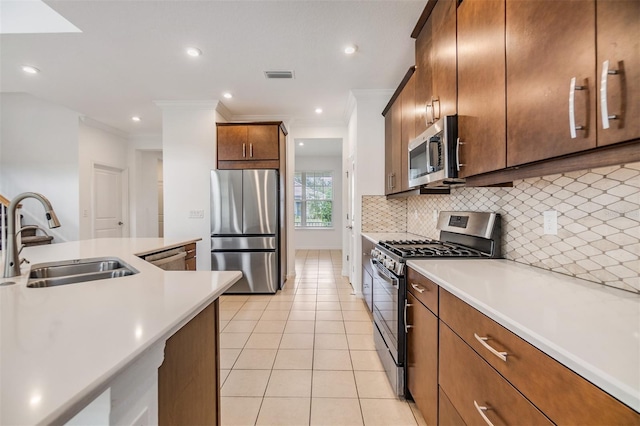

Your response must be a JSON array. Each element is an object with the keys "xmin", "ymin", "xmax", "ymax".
[
  {"xmin": 430, "ymin": 0, "xmax": 457, "ymax": 120},
  {"xmin": 415, "ymin": 17, "xmax": 433, "ymax": 136},
  {"xmin": 406, "ymin": 293, "xmax": 438, "ymax": 426},
  {"xmin": 385, "ymin": 101, "xmax": 403, "ymax": 194},
  {"xmin": 506, "ymin": 0, "xmax": 596, "ymax": 167},
  {"xmin": 247, "ymin": 125, "xmax": 279, "ymax": 160},
  {"xmin": 401, "ymin": 73, "xmax": 416, "ymax": 192},
  {"xmin": 217, "ymin": 125, "xmax": 248, "ymax": 161},
  {"xmin": 457, "ymin": 0, "xmax": 506, "ymax": 177},
  {"xmin": 596, "ymin": 0, "xmax": 640, "ymax": 146}
]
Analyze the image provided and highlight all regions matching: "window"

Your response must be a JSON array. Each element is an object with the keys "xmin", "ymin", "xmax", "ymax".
[{"xmin": 294, "ymin": 171, "xmax": 333, "ymax": 228}]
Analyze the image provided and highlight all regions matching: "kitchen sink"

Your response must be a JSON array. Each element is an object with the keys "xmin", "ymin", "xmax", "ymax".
[{"xmin": 27, "ymin": 257, "xmax": 138, "ymax": 288}]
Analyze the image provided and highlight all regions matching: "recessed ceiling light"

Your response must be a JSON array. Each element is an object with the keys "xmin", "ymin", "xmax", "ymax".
[
  {"xmin": 315, "ymin": 108, "xmax": 323, "ymax": 114},
  {"xmin": 186, "ymin": 47, "xmax": 202, "ymax": 57},
  {"xmin": 21, "ymin": 65, "xmax": 40, "ymax": 74},
  {"xmin": 299, "ymin": 142, "xmax": 304, "ymax": 146},
  {"xmin": 344, "ymin": 45, "xmax": 358, "ymax": 55},
  {"xmin": 223, "ymin": 92, "xmax": 233, "ymax": 99},
  {"xmin": 131, "ymin": 116, "xmax": 141, "ymax": 122}
]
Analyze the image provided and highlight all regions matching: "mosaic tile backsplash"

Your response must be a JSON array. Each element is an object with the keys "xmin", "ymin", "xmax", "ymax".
[
  {"xmin": 364, "ymin": 162, "xmax": 640, "ymax": 293},
  {"xmin": 362, "ymin": 196, "xmax": 407, "ymax": 232}
]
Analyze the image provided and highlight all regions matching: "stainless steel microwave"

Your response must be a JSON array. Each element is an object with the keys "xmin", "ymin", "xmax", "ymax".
[{"xmin": 408, "ymin": 115, "xmax": 464, "ymax": 187}]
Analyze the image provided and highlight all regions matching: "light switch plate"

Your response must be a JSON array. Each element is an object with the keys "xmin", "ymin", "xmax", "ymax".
[
  {"xmin": 188, "ymin": 209, "xmax": 204, "ymax": 219},
  {"xmin": 543, "ymin": 210, "xmax": 558, "ymax": 235}
]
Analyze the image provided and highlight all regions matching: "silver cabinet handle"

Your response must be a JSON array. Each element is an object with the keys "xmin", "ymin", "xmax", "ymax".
[
  {"xmin": 404, "ymin": 299, "xmax": 413, "ymax": 333},
  {"xmin": 242, "ymin": 143, "xmax": 246, "ymax": 157},
  {"xmin": 425, "ymin": 102, "xmax": 434, "ymax": 125},
  {"xmin": 473, "ymin": 401, "xmax": 495, "ymax": 426},
  {"xmin": 391, "ymin": 173, "xmax": 396, "ymax": 189},
  {"xmin": 600, "ymin": 60, "xmax": 620, "ymax": 130},
  {"xmin": 569, "ymin": 77, "xmax": 586, "ymax": 138},
  {"xmin": 250, "ymin": 143, "xmax": 253, "ymax": 157},
  {"xmin": 474, "ymin": 333, "xmax": 508, "ymax": 362},
  {"xmin": 456, "ymin": 137, "xmax": 465, "ymax": 172},
  {"xmin": 432, "ymin": 97, "xmax": 440, "ymax": 121},
  {"xmin": 410, "ymin": 283, "xmax": 425, "ymax": 293},
  {"xmin": 387, "ymin": 174, "xmax": 392, "ymax": 190}
]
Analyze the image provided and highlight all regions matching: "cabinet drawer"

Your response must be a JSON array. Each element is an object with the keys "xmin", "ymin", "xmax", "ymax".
[
  {"xmin": 440, "ymin": 288, "xmax": 640, "ymax": 425},
  {"xmin": 439, "ymin": 322, "xmax": 552, "ymax": 426},
  {"xmin": 406, "ymin": 267, "xmax": 438, "ymax": 315}
]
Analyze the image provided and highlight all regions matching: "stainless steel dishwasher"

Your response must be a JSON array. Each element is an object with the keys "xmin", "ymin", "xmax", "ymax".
[{"xmin": 142, "ymin": 246, "xmax": 187, "ymax": 271}]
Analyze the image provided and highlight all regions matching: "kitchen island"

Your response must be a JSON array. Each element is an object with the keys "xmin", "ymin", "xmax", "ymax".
[{"xmin": 0, "ymin": 238, "xmax": 242, "ymax": 425}]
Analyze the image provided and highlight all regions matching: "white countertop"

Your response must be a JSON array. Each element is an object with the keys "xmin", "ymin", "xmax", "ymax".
[
  {"xmin": 361, "ymin": 232, "xmax": 426, "ymax": 244},
  {"xmin": 0, "ymin": 238, "xmax": 242, "ymax": 426},
  {"xmin": 407, "ymin": 258, "xmax": 640, "ymax": 412}
]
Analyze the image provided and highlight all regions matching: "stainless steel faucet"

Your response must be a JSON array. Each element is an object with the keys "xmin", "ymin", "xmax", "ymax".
[{"xmin": 3, "ymin": 192, "xmax": 61, "ymax": 278}]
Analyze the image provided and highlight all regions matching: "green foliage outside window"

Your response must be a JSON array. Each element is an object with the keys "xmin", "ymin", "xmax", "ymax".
[{"xmin": 294, "ymin": 172, "xmax": 333, "ymax": 228}]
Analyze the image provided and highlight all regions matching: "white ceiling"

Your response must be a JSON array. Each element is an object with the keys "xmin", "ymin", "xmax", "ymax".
[{"xmin": 0, "ymin": 0, "xmax": 423, "ymax": 136}]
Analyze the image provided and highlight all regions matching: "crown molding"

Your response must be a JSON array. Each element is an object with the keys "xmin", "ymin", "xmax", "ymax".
[
  {"xmin": 229, "ymin": 113, "xmax": 292, "ymax": 122},
  {"xmin": 79, "ymin": 116, "xmax": 128, "ymax": 139},
  {"xmin": 215, "ymin": 102, "xmax": 233, "ymax": 122}
]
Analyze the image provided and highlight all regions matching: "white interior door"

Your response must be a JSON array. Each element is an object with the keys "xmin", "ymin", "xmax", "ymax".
[
  {"xmin": 93, "ymin": 164, "xmax": 124, "ymax": 238},
  {"xmin": 347, "ymin": 157, "xmax": 356, "ymax": 285}
]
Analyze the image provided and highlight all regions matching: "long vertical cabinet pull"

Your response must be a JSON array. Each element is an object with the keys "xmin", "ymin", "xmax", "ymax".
[
  {"xmin": 250, "ymin": 143, "xmax": 254, "ymax": 158},
  {"xmin": 456, "ymin": 137, "xmax": 465, "ymax": 172},
  {"xmin": 404, "ymin": 299, "xmax": 413, "ymax": 333},
  {"xmin": 242, "ymin": 143, "xmax": 246, "ymax": 158},
  {"xmin": 569, "ymin": 77, "xmax": 586, "ymax": 138},
  {"xmin": 600, "ymin": 60, "xmax": 620, "ymax": 129}
]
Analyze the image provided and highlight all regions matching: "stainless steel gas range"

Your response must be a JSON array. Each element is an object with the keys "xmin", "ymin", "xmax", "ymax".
[{"xmin": 369, "ymin": 211, "xmax": 501, "ymax": 397}]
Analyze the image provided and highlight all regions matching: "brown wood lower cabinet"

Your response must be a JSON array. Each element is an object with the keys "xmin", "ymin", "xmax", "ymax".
[
  {"xmin": 440, "ymin": 288, "xmax": 640, "ymax": 425},
  {"xmin": 185, "ymin": 242, "xmax": 197, "ymax": 271},
  {"xmin": 406, "ymin": 291, "xmax": 438, "ymax": 426},
  {"xmin": 438, "ymin": 387, "xmax": 465, "ymax": 426},
  {"xmin": 159, "ymin": 301, "xmax": 220, "ymax": 426},
  {"xmin": 439, "ymin": 322, "xmax": 553, "ymax": 426}
]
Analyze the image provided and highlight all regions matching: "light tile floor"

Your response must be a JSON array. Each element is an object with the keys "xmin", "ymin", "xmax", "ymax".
[{"xmin": 219, "ymin": 250, "xmax": 427, "ymax": 426}]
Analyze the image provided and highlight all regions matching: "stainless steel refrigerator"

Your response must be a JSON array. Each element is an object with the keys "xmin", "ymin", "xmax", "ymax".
[{"xmin": 210, "ymin": 169, "xmax": 279, "ymax": 294}]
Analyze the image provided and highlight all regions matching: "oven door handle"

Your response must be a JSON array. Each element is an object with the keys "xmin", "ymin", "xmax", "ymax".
[{"xmin": 370, "ymin": 259, "xmax": 398, "ymax": 287}]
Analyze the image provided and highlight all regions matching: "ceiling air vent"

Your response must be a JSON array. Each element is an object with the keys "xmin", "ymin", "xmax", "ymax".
[{"xmin": 264, "ymin": 70, "xmax": 294, "ymax": 79}]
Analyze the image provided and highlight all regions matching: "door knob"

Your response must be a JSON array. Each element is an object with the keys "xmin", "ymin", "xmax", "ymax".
[
  {"xmin": 346, "ymin": 225, "xmax": 353, "ymax": 230},
  {"xmin": 118, "ymin": 221, "xmax": 123, "ymax": 226}
]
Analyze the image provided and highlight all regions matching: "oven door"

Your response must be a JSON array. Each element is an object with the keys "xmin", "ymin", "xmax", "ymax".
[{"xmin": 371, "ymin": 258, "xmax": 400, "ymax": 360}]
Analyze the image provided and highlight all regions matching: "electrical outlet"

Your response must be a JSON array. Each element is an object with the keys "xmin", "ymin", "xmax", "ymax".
[
  {"xmin": 543, "ymin": 210, "xmax": 558, "ymax": 235},
  {"xmin": 414, "ymin": 209, "xmax": 418, "ymax": 219},
  {"xmin": 433, "ymin": 210, "xmax": 439, "ymax": 222},
  {"xmin": 83, "ymin": 209, "xmax": 89, "ymax": 218},
  {"xmin": 188, "ymin": 209, "xmax": 204, "ymax": 219}
]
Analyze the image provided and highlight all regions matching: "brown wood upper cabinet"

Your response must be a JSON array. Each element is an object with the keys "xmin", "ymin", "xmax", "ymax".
[
  {"xmin": 414, "ymin": 0, "xmax": 457, "ymax": 135},
  {"xmin": 457, "ymin": 0, "xmax": 506, "ymax": 177},
  {"xmin": 596, "ymin": 0, "xmax": 640, "ymax": 146},
  {"xmin": 383, "ymin": 69, "xmax": 415, "ymax": 195},
  {"xmin": 217, "ymin": 122, "xmax": 287, "ymax": 169},
  {"xmin": 507, "ymin": 0, "xmax": 597, "ymax": 167}
]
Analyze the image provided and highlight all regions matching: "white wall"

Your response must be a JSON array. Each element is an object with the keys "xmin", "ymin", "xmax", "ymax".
[
  {"xmin": 159, "ymin": 101, "xmax": 221, "ymax": 270},
  {"xmin": 286, "ymin": 124, "xmax": 348, "ymax": 278},
  {"xmin": 127, "ymin": 134, "xmax": 163, "ymax": 237},
  {"xmin": 294, "ymin": 155, "xmax": 343, "ymax": 250},
  {"xmin": 78, "ymin": 119, "xmax": 129, "ymax": 239},
  {"xmin": 346, "ymin": 90, "xmax": 393, "ymax": 294},
  {"xmin": 0, "ymin": 93, "xmax": 80, "ymax": 242}
]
